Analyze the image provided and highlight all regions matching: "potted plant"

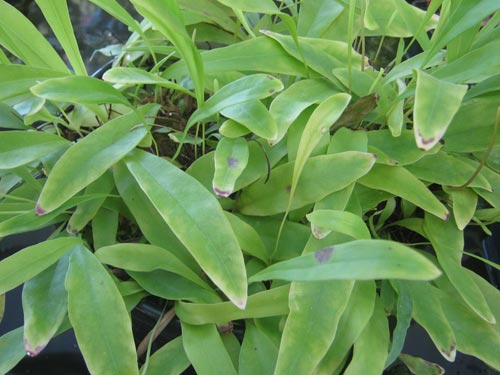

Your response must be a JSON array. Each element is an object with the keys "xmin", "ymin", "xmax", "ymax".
[{"xmin": 1, "ymin": 0, "xmax": 500, "ymax": 374}]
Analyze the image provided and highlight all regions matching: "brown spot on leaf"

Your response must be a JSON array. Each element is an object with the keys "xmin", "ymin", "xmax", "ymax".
[
  {"xmin": 285, "ymin": 185, "xmax": 291, "ymax": 193},
  {"xmin": 269, "ymin": 88, "xmax": 275, "ymax": 94},
  {"xmin": 227, "ymin": 157, "xmax": 239, "ymax": 168},
  {"xmin": 218, "ymin": 321, "xmax": 234, "ymax": 333},
  {"xmin": 315, "ymin": 247, "xmax": 333, "ymax": 263},
  {"xmin": 35, "ymin": 204, "xmax": 46, "ymax": 216},
  {"xmin": 266, "ymin": 75, "xmax": 275, "ymax": 80}
]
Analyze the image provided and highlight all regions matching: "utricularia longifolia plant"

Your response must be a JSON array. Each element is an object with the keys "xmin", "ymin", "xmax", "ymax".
[{"xmin": 1, "ymin": 0, "xmax": 500, "ymax": 374}]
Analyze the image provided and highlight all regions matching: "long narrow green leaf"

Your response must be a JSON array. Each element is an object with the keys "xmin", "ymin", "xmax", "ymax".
[
  {"xmin": 315, "ymin": 281, "xmax": 376, "ymax": 374},
  {"xmin": 402, "ymin": 281, "xmax": 456, "ymax": 361},
  {"xmin": 36, "ymin": 105, "xmax": 158, "ymax": 215},
  {"xmin": 213, "ymin": 137, "xmax": 249, "ymax": 197},
  {"xmin": 35, "ymin": 0, "xmax": 86, "ymax": 75},
  {"xmin": 413, "ymin": 70, "xmax": 467, "ymax": 151},
  {"xmin": 0, "ymin": 237, "xmax": 81, "ymax": 295},
  {"xmin": 424, "ymin": 214, "xmax": 495, "ymax": 323},
  {"xmin": 66, "ymin": 245, "xmax": 139, "ymax": 375},
  {"xmin": 0, "ymin": 327, "xmax": 25, "ymax": 375},
  {"xmin": 22, "ymin": 253, "xmax": 70, "ymax": 356},
  {"xmin": 175, "ymin": 285, "xmax": 290, "ymax": 325},
  {"xmin": 182, "ymin": 323, "xmax": 238, "ymax": 375},
  {"xmin": 237, "ymin": 152, "xmax": 376, "ymax": 216},
  {"xmin": 343, "ymin": 300, "xmax": 389, "ymax": 375},
  {"xmin": 359, "ymin": 164, "xmax": 449, "ymax": 220},
  {"xmin": 103, "ymin": 67, "xmax": 194, "ymax": 97},
  {"xmin": 297, "ymin": 0, "xmax": 344, "ymax": 37},
  {"xmin": 141, "ymin": 336, "xmax": 190, "ymax": 375},
  {"xmin": 224, "ymin": 212, "xmax": 269, "ymax": 263},
  {"xmin": 89, "ymin": 0, "xmax": 141, "ymax": 34},
  {"xmin": 0, "ymin": 0, "xmax": 68, "ymax": 72},
  {"xmin": 216, "ymin": 0, "xmax": 279, "ymax": 13},
  {"xmin": 239, "ymin": 321, "xmax": 279, "ymax": 375},
  {"xmin": 123, "ymin": 150, "xmax": 247, "ymax": 309},
  {"xmin": 95, "ymin": 243, "xmax": 209, "ymax": 289},
  {"xmin": 275, "ymin": 280, "xmax": 354, "ymax": 375},
  {"xmin": 307, "ymin": 209, "xmax": 371, "ymax": 240},
  {"xmin": 0, "ymin": 131, "xmax": 69, "ymax": 169},
  {"xmin": 290, "ymin": 94, "xmax": 351, "ymax": 200},
  {"xmin": 249, "ymin": 240, "xmax": 442, "ymax": 282},
  {"xmin": 31, "ymin": 76, "xmax": 131, "ymax": 107},
  {"xmin": 131, "ymin": 0, "xmax": 204, "ymax": 104},
  {"xmin": 269, "ymin": 79, "xmax": 338, "ymax": 145}
]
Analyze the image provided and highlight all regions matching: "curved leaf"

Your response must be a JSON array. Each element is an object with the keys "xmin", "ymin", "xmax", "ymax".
[
  {"xmin": 36, "ymin": 105, "xmax": 158, "ymax": 215},
  {"xmin": 237, "ymin": 152, "xmax": 376, "ymax": 216},
  {"xmin": 31, "ymin": 76, "xmax": 131, "ymax": 106},
  {"xmin": 123, "ymin": 150, "xmax": 247, "ymax": 309},
  {"xmin": 65, "ymin": 245, "xmax": 139, "ymax": 375},
  {"xmin": 275, "ymin": 280, "xmax": 354, "ymax": 375},
  {"xmin": 141, "ymin": 336, "xmax": 190, "ymax": 375},
  {"xmin": 22, "ymin": 254, "xmax": 70, "ymax": 356},
  {"xmin": 181, "ymin": 323, "xmax": 237, "ymax": 375},
  {"xmin": 95, "ymin": 243, "xmax": 208, "ymax": 289},
  {"xmin": 0, "ymin": 237, "xmax": 81, "ymax": 295},
  {"xmin": 35, "ymin": 0, "xmax": 87, "ymax": 75},
  {"xmin": 413, "ymin": 70, "xmax": 467, "ymax": 150},
  {"xmin": 249, "ymin": 240, "xmax": 442, "ymax": 282},
  {"xmin": 213, "ymin": 137, "xmax": 249, "ymax": 197},
  {"xmin": 307, "ymin": 209, "xmax": 371, "ymax": 240},
  {"xmin": 0, "ymin": 327, "xmax": 25, "ymax": 375},
  {"xmin": 0, "ymin": 131, "xmax": 69, "ymax": 169},
  {"xmin": 359, "ymin": 164, "xmax": 449, "ymax": 220}
]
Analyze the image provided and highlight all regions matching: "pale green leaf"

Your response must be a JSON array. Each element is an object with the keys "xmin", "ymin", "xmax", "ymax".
[
  {"xmin": 66, "ymin": 245, "xmax": 139, "ymax": 375},
  {"xmin": 358, "ymin": 164, "xmax": 449, "ymax": 220},
  {"xmin": 22, "ymin": 253, "xmax": 70, "ymax": 356},
  {"xmin": 239, "ymin": 321, "xmax": 279, "ymax": 375},
  {"xmin": 237, "ymin": 152, "xmax": 376, "ymax": 216},
  {"xmin": 35, "ymin": 0, "xmax": 87, "ymax": 75},
  {"xmin": 36, "ymin": 105, "xmax": 158, "ymax": 215},
  {"xmin": 181, "ymin": 323, "xmax": 238, "ymax": 375},
  {"xmin": 213, "ymin": 137, "xmax": 249, "ymax": 197},
  {"xmin": 142, "ymin": 336, "xmax": 190, "ymax": 375},
  {"xmin": 123, "ymin": 150, "xmax": 247, "ymax": 309},
  {"xmin": 413, "ymin": 70, "xmax": 467, "ymax": 150},
  {"xmin": 249, "ymin": 240, "xmax": 442, "ymax": 282},
  {"xmin": 0, "ymin": 237, "xmax": 81, "ymax": 295},
  {"xmin": 0, "ymin": 327, "xmax": 25, "ymax": 375},
  {"xmin": 0, "ymin": 131, "xmax": 69, "ymax": 169},
  {"xmin": 307, "ymin": 209, "xmax": 371, "ymax": 240}
]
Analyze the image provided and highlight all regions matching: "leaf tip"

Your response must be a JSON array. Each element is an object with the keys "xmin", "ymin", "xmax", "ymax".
[
  {"xmin": 66, "ymin": 224, "xmax": 78, "ymax": 234},
  {"xmin": 233, "ymin": 298, "xmax": 247, "ymax": 310},
  {"xmin": 440, "ymin": 341, "xmax": 456, "ymax": 362},
  {"xmin": 35, "ymin": 204, "xmax": 47, "ymax": 216},
  {"xmin": 24, "ymin": 338, "xmax": 45, "ymax": 357},
  {"xmin": 214, "ymin": 187, "xmax": 232, "ymax": 198}
]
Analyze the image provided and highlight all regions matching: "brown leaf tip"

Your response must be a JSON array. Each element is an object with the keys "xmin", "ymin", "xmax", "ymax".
[
  {"xmin": 315, "ymin": 247, "xmax": 334, "ymax": 264},
  {"xmin": 214, "ymin": 187, "xmax": 232, "ymax": 198},
  {"xmin": 35, "ymin": 204, "xmax": 46, "ymax": 216},
  {"xmin": 24, "ymin": 338, "xmax": 44, "ymax": 357}
]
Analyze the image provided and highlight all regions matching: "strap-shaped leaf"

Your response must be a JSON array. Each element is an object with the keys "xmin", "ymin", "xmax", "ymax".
[
  {"xmin": 343, "ymin": 300, "xmax": 389, "ymax": 375},
  {"xmin": 65, "ymin": 245, "xmax": 139, "ymax": 375},
  {"xmin": 221, "ymin": 101, "xmax": 278, "ymax": 141},
  {"xmin": 239, "ymin": 321, "xmax": 279, "ymax": 375},
  {"xmin": 0, "ymin": 131, "xmax": 69, "ymax": 169},
  {"xmin": 176, "ymin": 285, "xmax": 290, "ymax": 325},
  {"xmin": 359, "ymin": 164, "xmax": 449, "ymax": 220},
  {"xmin": 31, "ymin": 76, "xmax": 131, "ymax": 107},
  {"xmin": 237, "ymin": 152, "xmax": 376, "ymax": 216},
  {"xmin": 22, "ymin": 253, "xmax": 70, "ymax": 356},
  {"xmin": 315, "ymin": 281, "xmax": 376, "ymax": 374},
  {"xmin": 213, "ymin": 137, "xmax": 249, "ymax": 197},
  {"xmin": 123, "ymin": 150, "xmax": 247, "ymax": 309},
  {"xmin": 35, "ymin": 0, "xmax": 87, "ymax": 75},
  {"xmin": 36, "ymin": 105, "xmax": 158, "ymax": 215},
  {"xmin": 95, "ymin": 243, "xmax": 209, "ymax": 289},
  {"xmin": 249, "ymin": 239, "xmax": 442, "ymax": 282},
  {"xmin": 413, "ymin": 70, "xmax": 467, "ymax": 150},
  {"xmin": 0, "ymin": 1, "xmax": 68, "ymax": 72},
  {"xmin": 402, "ymin": 281, "xmax": 456, "ymax": 361},
  {"xmin": 424, "ymin": 214, "xmax": 495, "ymax": 323},
  {"xmin": 275, "ymin": 280, "xmax": 354, "ymax": 375},
  {"xmin": 307, "ymin": 209, "xmax": 371, "ymax": 240},
  {"xmin": 140, "ymin": 336, "xmax": 190, "ymax": 375},
  {"xmin": 182, "ymin": 322, "xmax": 237, "ymax": 375},
  {"xmin": 0, "ymin": 237, "xmax": 81, "ymax": 295},
  {"xmin": 0, "ymin": 327, "xmax": 25, "ymax": 375}
]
